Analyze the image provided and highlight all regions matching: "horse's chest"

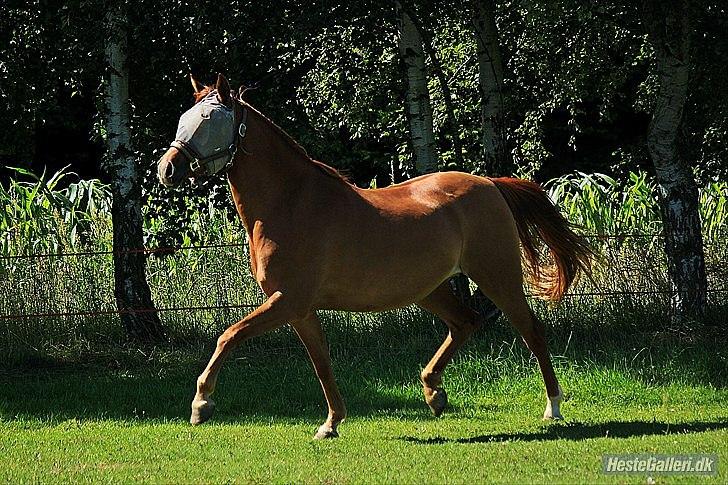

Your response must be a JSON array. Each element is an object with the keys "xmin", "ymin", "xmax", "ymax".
[{"xmin": 247, "ymin": 235, "xmax": 290, "ymax": 296}]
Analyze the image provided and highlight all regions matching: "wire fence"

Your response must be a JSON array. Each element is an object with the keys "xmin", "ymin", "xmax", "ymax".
[{"xmin": 0, "ymin": 232, "xmax": 725, "ymax": 350}]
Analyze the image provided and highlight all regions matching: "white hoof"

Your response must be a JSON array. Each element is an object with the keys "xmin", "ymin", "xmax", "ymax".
[
  {"xmin": 543, "ymin": 386, "xmax": 563, "ymax": 420},
  {"xmin": 314, "ymin": 424, "xmax": 339, "ymax": 439},
  {"xmin": 190, "ymin": 397, "xmax": 216, "ymax": 425}
]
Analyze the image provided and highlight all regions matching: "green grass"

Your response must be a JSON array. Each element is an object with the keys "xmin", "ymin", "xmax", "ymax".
[{"xmin": 1, "ymin": 312, "xmax": 726, "ymax": 483}]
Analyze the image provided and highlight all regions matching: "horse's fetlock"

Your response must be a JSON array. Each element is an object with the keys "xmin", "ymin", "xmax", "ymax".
[
  {"xmin": 330, "ymin": 409, "xmax": 346, "ymax": 425},
  {"xmin": 420, "ymin": 370, "xmax": 442, "ymax": 389},
  {"xmin": 423, "ymin": 385, "xmax": 448, "ymax": 417},
  {"xmin": 196, "ymin": 374, "xmax": 215, "ymax": 397}
]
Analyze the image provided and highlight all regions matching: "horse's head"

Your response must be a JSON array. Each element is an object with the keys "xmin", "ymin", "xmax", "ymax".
[{"xmin": 157, "ymin": 73, "xmax": 243, "ymax": 187}]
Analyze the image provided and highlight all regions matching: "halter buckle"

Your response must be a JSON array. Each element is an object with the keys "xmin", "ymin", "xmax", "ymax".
[{"xmin": 190, "ymin": 158, "xmax": 202, "ymax": 174}]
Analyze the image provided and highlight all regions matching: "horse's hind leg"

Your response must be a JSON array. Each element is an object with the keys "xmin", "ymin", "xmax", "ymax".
[
  {"xmin": 466, "ymin": 264, "xmax": 564, "ymax": 420},
  {"xmin": 505, "ymin": 302, "xmax": 563, "ymax": 419},
  {"xmin": 417, "ymin": 281, "xmax": 481, "ymax": 416}
]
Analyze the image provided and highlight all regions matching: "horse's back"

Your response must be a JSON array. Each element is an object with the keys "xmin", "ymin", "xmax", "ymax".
[
  {"xmin": 357, "ymin": 171, "xmax": 495, "ymax": 212},
  {"xmin": 354, "ymin": 172, "xmax": 513, "ymax": 239},
  {"xmin": 311, "ymin": 172, "xmax": 516, "ymax": 311}
]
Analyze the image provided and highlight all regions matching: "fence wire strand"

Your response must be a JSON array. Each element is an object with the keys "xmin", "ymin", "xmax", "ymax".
[{"xmin": 0, "ymin": 232, "xmax": 725, "ymax": 329}]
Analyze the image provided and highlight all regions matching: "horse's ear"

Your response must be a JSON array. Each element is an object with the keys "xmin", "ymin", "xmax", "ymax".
[
  {"xmin": 215, "ymin": 73, "xmax": 232, "ymax": 105},
  {"xmin": 190, "ymin": 73, "xmax": 203, "ymax": 94}
]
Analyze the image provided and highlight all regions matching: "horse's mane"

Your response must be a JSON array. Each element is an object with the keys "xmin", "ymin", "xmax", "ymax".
[{"xmin": 195, "ymin": 85, "xmax": 351, "ymax": 184}]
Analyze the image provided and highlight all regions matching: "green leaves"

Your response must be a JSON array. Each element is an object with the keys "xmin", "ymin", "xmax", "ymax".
[
  {"xmin": 547, "ymin": 170, "xmax": 726, "ymax": 243},
  {"xmin": 0, "ymin": 166, "xmax": 112, "ymax": 256},
  {"xmin": 700, "ymin": 180, "xmax": 728, "ymax": 241}
]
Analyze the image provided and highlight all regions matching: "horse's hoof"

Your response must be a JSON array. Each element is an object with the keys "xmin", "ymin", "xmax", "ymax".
[
  {"xmin": 543, "ymin": 387, "xmax": 563, "ymax": 420},
  {"xmin": 190, "ymin": 398, "xmax": 216, "ymax": 425},
  {"xmin": 314, "ymin": 425, "xmax": 339, "ymax": 440},
  {"xmin": 424, "ymin": 386, "xmax": 448, "ymax": 417}
]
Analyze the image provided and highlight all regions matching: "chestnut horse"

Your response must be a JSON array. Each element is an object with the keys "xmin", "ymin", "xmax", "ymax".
[{"xmin": 157, "ymin": 74, "xmax": 593, "ymax": 439}]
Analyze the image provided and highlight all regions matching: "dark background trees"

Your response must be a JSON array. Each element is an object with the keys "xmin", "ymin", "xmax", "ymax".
[
  {"xmin": 0, "ymin": 0, "xmax": 728, "ymax": 185},
  {"xmin": 4, "ymin": 1, "xmax": 725, "ymax": 184}
]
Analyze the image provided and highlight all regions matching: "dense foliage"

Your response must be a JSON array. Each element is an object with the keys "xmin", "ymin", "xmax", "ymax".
[
  {"xmin": 0, "ymin": 1, "xmax": 725, "ymax": 340},
  {"xmin": 1, "ymin": 1, "xmax": 726, "ymax": 246},
  {"xmin": 1, "ymin": 168, "xmax": 726, "ymax": 257}
]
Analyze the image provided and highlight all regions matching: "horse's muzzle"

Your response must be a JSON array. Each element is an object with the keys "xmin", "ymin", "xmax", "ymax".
[{"xmin": 157, "ymin": 147, "xmax": 190, "ymax": 187}]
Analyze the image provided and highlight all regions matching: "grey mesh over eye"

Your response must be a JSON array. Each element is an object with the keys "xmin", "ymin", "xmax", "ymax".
[{"xmin": 174, "ymin": 91, "xmax": 235, "ymax": 162}]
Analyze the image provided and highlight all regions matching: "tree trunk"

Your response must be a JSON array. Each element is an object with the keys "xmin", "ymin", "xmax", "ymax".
[
  {"xmin": 471, "ymin": 0, "xmax": 510, "ymax": 176},
  {"xmin": 643, "ymin": 0, "xmax": 707, "ymax": 322},
  {"xmin": 104, "ymin": 2, "xmax": 165, "ymax": 342},
  {"xmin": 395, "ymin": 0, "xmax": 438, "ymax": 175},
  {"xmin": 406, "ymin": 10, "xmax": 465, "ymax": 171}
]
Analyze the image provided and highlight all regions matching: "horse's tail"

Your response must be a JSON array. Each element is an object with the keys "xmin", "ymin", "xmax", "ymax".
[{"xmin": 489, "ymin": 177, "xmax": 594, "ymax": 302}]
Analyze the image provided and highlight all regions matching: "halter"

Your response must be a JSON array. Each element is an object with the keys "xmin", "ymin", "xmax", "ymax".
[{"xmin": 169, "ymin": 92, "xmax": 248, "ymax": 178}]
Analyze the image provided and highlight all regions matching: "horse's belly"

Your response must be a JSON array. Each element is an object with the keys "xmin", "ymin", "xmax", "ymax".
[{"xmin": 315, "ymin": 231, "xmax": 462, "ymax": 311}]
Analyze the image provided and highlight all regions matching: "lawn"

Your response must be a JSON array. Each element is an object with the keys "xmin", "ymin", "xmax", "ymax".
[{"xmin": 1, "ymin": 309, "xmax": 726, "ymax": 483}]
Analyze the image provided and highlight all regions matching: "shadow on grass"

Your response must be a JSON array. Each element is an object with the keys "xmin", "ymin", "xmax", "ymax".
[
  {"xmin": 0, "ymin": 349, "xmax": 427, "ymax": 424},
  {"xmin": 399, "ymin": 419, "xmax": 728, "ymax": 444},
  {"xmin": 2, "ymin": 306, "xmax": 726, "ymax": 425}
]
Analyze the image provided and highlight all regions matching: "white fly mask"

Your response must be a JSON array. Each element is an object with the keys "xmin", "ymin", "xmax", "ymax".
[{"xmin": 168, "ymin": 90, "xmax": 247, "ymax": 176}]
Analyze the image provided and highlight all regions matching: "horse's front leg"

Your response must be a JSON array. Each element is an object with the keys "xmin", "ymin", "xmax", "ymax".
[
  {"xmin": 291, "ymin": 313, "xmax": 346, "ymax": 439},
  {"xmin": 191, "ymin": 291, "xmax": 306, "ymax": 425}
]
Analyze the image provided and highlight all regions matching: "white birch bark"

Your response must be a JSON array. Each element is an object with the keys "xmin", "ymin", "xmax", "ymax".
[
  {"xmin": 405, "ymin": 11, "xmax": 465, "ymax": 170},
  {"xmin": 395, "ymin": 0, "xmax": 438, "ymax": 175},
  {"xmin": 472, "ymin": 0, "xmax": 509, "ymax": 176},
  {"xmin": 644, "ymin": 0, "xmax": 707, "ymax": 321},
  {"xmin": 104, "ymin": 2, "xmax": 164, "ymax": 341}
]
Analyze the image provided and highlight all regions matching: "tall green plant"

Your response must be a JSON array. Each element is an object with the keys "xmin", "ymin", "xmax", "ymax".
[
  {"xmin": 0, "ymin": 166, "xmax": 112, "ymax": 255},
  {"xmin": 700, "ymin": 181, "xmax": 728, "ymax": 241},
  {"xmin": 547, "ymin": 171, "xmax": 726, "ymax": 242}
]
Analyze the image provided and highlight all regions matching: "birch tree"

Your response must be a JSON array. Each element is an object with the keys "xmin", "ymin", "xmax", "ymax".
[
  {"xmin": 104, "ymin": 2, "xmax": 165, "ymax": 342},
  {"xmin": 395, "ymin": 0, "xmax": 438, "ymax": 175},
  {"xmin": 642, "ymin": 0, "xmax": 707, "ymax": 321},
  {"xmin": 471, "ymin": 0, "xmax": 509, "ymax": 176},
  {"xmin": 405, "ymin": 10, "xmax": 465, "ymax": 171}
]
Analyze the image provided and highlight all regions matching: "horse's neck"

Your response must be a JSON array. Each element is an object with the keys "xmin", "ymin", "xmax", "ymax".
[{"xmin": 226, "ymin": 107, "xmax": 332, "ymax": 232}]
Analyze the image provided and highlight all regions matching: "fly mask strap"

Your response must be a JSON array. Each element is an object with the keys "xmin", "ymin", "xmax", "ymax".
[{"xmin": 230, "ymin": 101, "xmax": 249, "ymax": 162}]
